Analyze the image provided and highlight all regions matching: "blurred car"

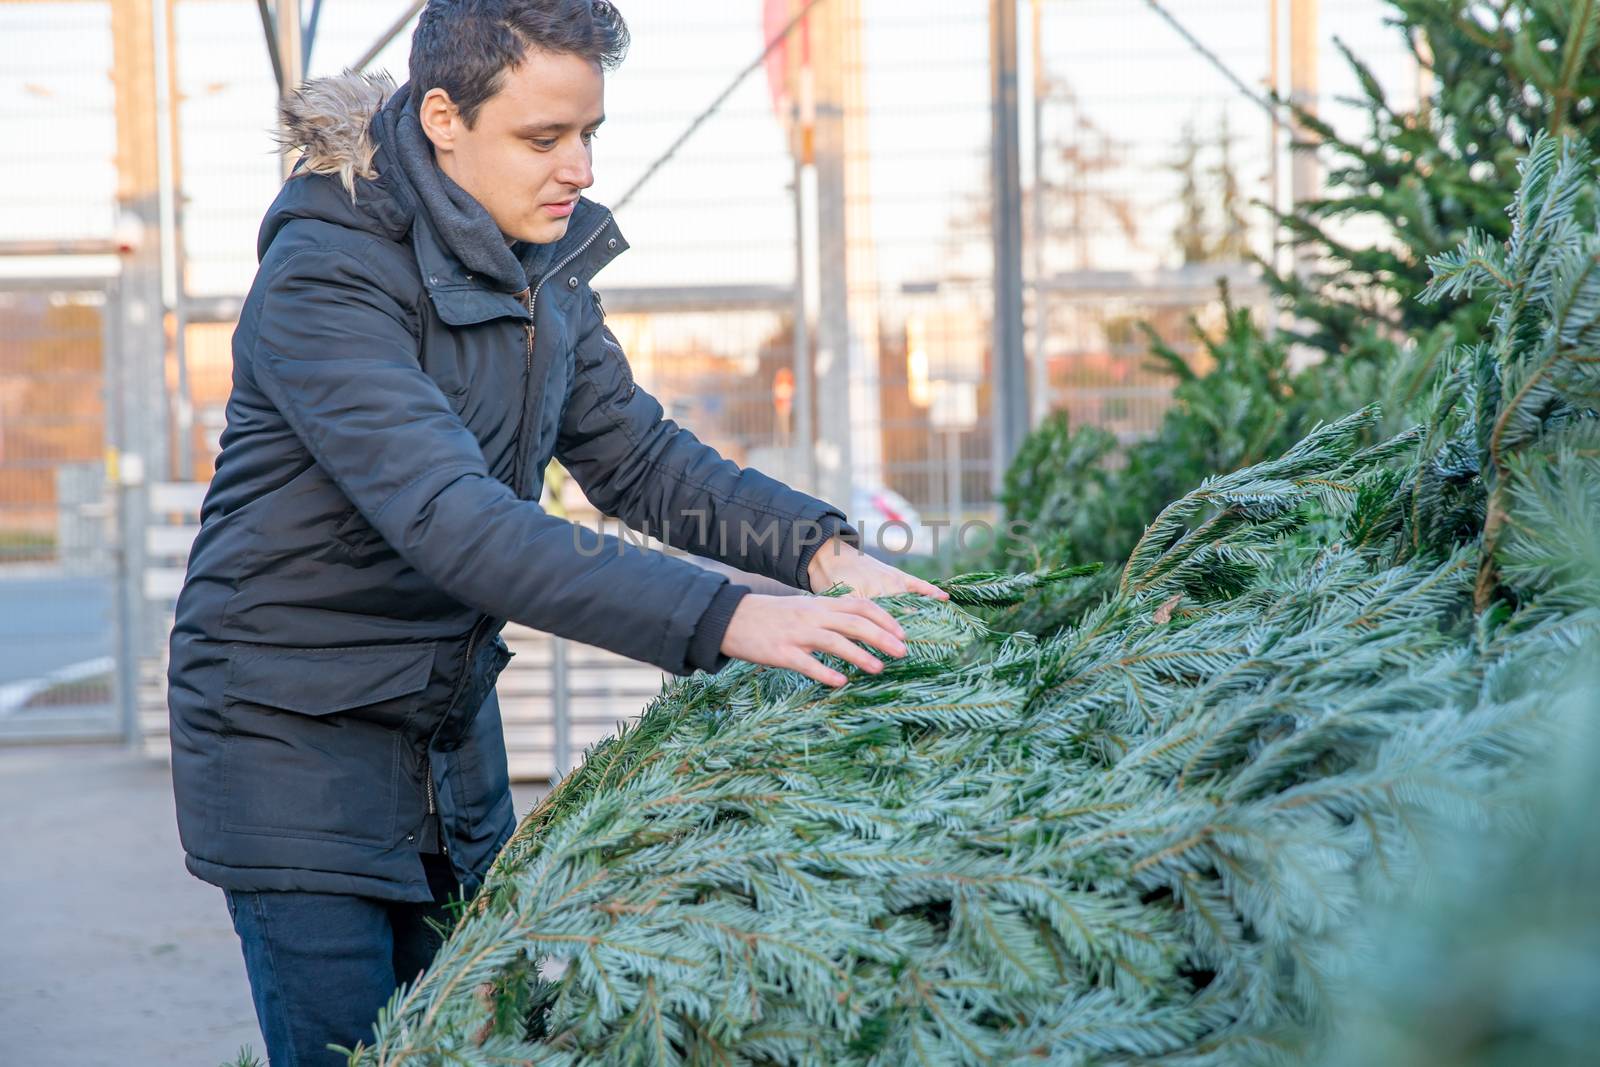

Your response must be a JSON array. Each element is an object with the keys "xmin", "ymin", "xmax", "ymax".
[{"xmin": 848, "ymin": 484, "xmax": 937, "ymax": 562}]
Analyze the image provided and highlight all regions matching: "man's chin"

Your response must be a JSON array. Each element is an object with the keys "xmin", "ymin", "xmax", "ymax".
[{"xmin": 509, "ymin": 216, "xmax": 572, "ymax": 246}]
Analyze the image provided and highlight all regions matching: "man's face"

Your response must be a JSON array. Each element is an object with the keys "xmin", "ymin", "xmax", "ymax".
[{"xmin": 419, "ymin": 47, "xmax": 605, "ymax": 247}]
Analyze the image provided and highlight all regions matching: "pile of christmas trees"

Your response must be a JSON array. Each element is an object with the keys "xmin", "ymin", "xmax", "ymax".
[{"xmin": 341, "ymin": 136, "xmax": 1600, "ymax": 1065}]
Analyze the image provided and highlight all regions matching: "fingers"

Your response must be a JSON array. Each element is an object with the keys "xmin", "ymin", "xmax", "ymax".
[
  {"xmin": 831, "ymin": 566, "xmax": 949, "ymax": 604},
  {"xmin": 823, "ymin": 607, "xmax": 907, "ymax": 660},
  {"xmin": 752, "ymin": 585, "xmax": 945, "ymax": 687},
  {"xmin": 784, "ymin": 601, "xmax": 909, "ymax": 687},
  {"xmin": 834, "ymin": 596, "xmax": 907, "ymax": 643},
  {"xmin": 781, "ymin": 650, "xmax": 847, "ymax": 688},
  {"xmin": 813, "ymin": 630, "xmax": 888, "ymax": 676},
  {"xmin": 778, "ymin": 630, "xmax": 884, "ymax": 689}
]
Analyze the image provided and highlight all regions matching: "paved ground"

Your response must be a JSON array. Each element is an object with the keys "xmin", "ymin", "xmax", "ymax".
[{"xmin": 0, "ymin": 742, "xmax": 545, "ymax": 1067}]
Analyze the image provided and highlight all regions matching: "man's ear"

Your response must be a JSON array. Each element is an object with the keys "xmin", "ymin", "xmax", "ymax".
[{"xmin": 417, "ymin": 87, "xmax": 460, "ymax": 153}]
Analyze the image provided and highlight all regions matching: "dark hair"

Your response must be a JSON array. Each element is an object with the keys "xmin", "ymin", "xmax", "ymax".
[{"xmin": 408, "ymin": 0, "xmax": 629, "ymax": 127}]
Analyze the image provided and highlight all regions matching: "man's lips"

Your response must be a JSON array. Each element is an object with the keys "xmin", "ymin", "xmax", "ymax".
[{"xmin": 543, "ymin": 199, "xmax": 576, "ymax": 218}]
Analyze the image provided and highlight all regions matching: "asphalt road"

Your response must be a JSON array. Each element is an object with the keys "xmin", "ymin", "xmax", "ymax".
[{"xmin": 0, "ymin": 572, "xmax": 113, "ymax": 688}]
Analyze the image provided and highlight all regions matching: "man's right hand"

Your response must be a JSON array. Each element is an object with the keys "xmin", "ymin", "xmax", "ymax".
[{"xmin": 720, "ymin": 593, "xmax": 910, "ymax": 687}]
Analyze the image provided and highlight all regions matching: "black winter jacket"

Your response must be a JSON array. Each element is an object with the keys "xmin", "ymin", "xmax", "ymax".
[{"xmin": 167, "ymin": 74, "xmax": 851, "ymax": 902}]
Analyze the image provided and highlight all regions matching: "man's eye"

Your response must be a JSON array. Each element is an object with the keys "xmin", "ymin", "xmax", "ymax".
[
  {"xmin": 532, "ymin": 139, "xmax": 557, "ymax": 150},
  {"xmin": 582, "ymin": 131, "xmax": 599, "ymax": 145}
]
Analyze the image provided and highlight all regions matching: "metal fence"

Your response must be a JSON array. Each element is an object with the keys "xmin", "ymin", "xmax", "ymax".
[
  {"xmin": 0, "ymin": 0, "xmax": 125, "ymax": 737},
  {"xmin": 0, "ymin": 281, "xmax": 123, "ymax": 742},
  {"xmin": 1, "ymin": 0, "xmax": 1422, "ymax": 773}
]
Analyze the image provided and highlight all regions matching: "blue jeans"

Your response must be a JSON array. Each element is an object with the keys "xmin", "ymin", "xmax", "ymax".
[{"xmin": 224, "ymin": 851, "xmax": 464, "ymax": 1066}]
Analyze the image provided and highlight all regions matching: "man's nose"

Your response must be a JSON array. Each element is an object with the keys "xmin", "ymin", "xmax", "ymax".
[{"xmin": 558, "ymin": 143, "xmax": 594, "ymax": 190}]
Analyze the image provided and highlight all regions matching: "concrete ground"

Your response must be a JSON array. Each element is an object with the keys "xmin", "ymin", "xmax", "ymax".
[{"xmin": 0, "ymin": 742, "xmax": 545, "ymax": 1067}]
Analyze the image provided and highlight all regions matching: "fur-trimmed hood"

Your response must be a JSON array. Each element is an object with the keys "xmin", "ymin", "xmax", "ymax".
[
  {"xmin": 257, "ymin": 71, "xmax": 417, "ymax": 261},
  {"xmin": 276, "ymin": 70, "xmax": 398, "ymax": 199}
]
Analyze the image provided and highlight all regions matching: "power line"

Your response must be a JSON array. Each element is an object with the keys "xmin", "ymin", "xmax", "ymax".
[
  {"xmin": 352, "ymin": 0, "xmax": 427, "ymax": 75},
  {"xmin": 1139, "ymin": 0, "xmax": 1284, "ymax": 124},
  {"xmin": 614, "ymin": 0, "xmax": 829, "ymax": 213}
]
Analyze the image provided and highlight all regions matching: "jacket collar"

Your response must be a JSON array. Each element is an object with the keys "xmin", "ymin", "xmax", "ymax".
[{"xmin": 410, "ymin": 196, "xmax": 629, "ymax": 327}]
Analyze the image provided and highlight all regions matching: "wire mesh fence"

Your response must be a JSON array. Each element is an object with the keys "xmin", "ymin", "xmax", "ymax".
[
  {"xmin": 0, "ymin": 0, "xmax": 1425, "ymax": 766},
  {"xmin": 0, "ymin": 0, "xmax": 124, "ymax": 736},
  {"xmin": 0, "ymin": 289, "xmax": 109, "ymax": 565},
  {"xmin": 0, "ymin": 282, "xmax": 120, "ymax": 739}
]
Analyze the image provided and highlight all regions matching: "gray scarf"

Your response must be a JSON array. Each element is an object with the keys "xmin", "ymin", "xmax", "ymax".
[{"xmin": 378, "ymin": 83, "xmax": 559, "ymax": 293}]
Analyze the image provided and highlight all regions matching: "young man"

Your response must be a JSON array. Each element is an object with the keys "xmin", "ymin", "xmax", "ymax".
[{"xmin": 166, "ymin": 1, "xmax": 945, "ymax": 1061}]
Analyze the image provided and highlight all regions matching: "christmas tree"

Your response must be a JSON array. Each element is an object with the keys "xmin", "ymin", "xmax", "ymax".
[
  {"xmin": 337, "ymin": 136, "xmax": 1600, "ymax": 1066},
  {"xmin": 1269, "ymin": 0, "xmax": 1600, "ymax": 360},
  {"xmin": 988, "ymin": 0, "xmax": 1600, "ymax": 623},
  {"xmin": 1315, "ymin": 668, "xmax": 1600, "ymax": 1067}
]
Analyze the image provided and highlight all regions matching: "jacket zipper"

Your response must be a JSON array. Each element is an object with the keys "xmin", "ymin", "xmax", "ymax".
[
  {"xmin": 414, "ymin": 218, "xmax": 614, "ymax": 866},
  {"xmin": 421, "ymin": 217, "xmax": 615, "ymax": 858},
  {"xmin": 421, "ymin": 614, "xmax": 489, "ymax": 858},
  {"xmin": 511, "ymin": 287, "xmax": 535, "ymax": 495},
  {"xmin": 508, "ymin": 211, "xmax": 613, "ymax": 498},
  {"xmin": 421, "ymin": 754, "xmax": 446, "ymax": 855},
  {"xmin": 530, "ymin": 211, "xmax": 613, "ymax": 309}
]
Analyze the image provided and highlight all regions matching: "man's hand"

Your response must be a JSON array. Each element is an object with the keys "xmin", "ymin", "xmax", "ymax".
[
  {"xmin": 720, "ymin": 593, "xmax": 910, "ymax": 688},
  {"xmin": 806, "ymin": 534, "xmax": 951, "ymax": 602}
]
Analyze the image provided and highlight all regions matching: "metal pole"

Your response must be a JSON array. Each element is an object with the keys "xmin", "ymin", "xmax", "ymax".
[
  {"xmin": 1268, "ymin": 0, "xmax": 1283, "ymax": 293},
  {"xmin": 154, "ymin": 0, "xmax": 193, "ymax": 481},
  {"xmin": 812, "ymin": 0, "xmax": 853, "ymax": 512},
  {"xmin": 990, "ymin": 0, "xmax": 1029, "ymax": 495},
  {"xmin": 1286, "ymin": 0, "xmax": 1320, "ymax": 372},
  {"xmin": 106, "ymin": 280, "xmax": 140, "ymax": 750},
  {"xmin": 1029, "ymin": 0, "xmax": 1048, "ymax": 428},
  {"xmin": 1288, "ymin": 0, "xmax": 1320, "ymax": 217},
  {"xmin": 352, "ymin": 0, "xmax": 427, "ymax": 75},
  {"xmin": 111, "ymin": 0, "xmax": 168, "ymax": 748},
  {"xmin": 304, "ymin": 0, "xmax": 324, "ymax": 69},
  {"xmin": 276, "ymin": 0, "xmax": 305, "ymax": 179},
  {"xmin": 255, "ymin": 0, "xmax": 283, "ymax": 93},
  {"xmin": 0, "ymin": 239, "xmax": 126, "ymax": 257},
  {"xmin": 944, "ymin": 430, "xmax": 963, "ymax": 565},
  {"xmin": 550, "ymin": 637, "xmax": 570, "ymax": 779},
  {"xmin": 791, "ymin": 1, "xmax": 820, "ymax": 498},
  {"xmin": 838, "ymin": 0, "xmax": 884, "ymax": 500},
  {"xmin": 1413, "ymin": 24, "xmax": 1433, "ymax": 113},
  {"xmin": 791, "ymin": 147, "xmax": 815, "ymax": 494}
]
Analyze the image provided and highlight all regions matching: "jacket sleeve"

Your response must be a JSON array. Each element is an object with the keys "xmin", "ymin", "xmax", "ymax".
[
  {"xmin": 555, "ymin": 288, "xmax": 857, "ymax": 591},
  {"xmin": 247, "ymin": 245, "xmax": 732, "ymax": 675}
]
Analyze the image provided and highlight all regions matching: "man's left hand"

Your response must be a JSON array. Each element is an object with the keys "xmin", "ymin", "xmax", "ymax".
[{"xmin": 806, "ymin": 535, "xmax": 950, "ymax": 602}]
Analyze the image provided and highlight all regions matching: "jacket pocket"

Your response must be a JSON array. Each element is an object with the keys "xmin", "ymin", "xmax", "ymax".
[
  {"xmin": 450, "ymin": 689, "xmax": 513, "ymax": 834},
  {"xmin": 219, "ymin": 641, "xmax": 437, "ymax": 845},
  {"xmin": 331, "ymin": 504, "xmax": 392, "ymax": 562},
  {"xmin": 431, "ymin": 632, "xmax": 514, "ymax": 752}
]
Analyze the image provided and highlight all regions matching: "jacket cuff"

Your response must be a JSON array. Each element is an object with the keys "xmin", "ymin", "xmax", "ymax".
[
  {"xmin": 797, "ymin": 513, "xmax": 860, "ymax": 592},
  {"xmin": 686, "ymin": 581, "xmax": 750, "ymax": 674}
]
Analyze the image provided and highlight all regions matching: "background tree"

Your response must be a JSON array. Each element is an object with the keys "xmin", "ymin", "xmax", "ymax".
[
  {"xmin": 986, "ymin": 0, "xmax": 1600, "ymax": 637},
  {"xmin": 1269, "ymin": 0, "xmax": 1600, "ymax": 359},
  {"xmin": 1169, "ymin": 111, "xmax": 1252, "ymax": 266},
  {"xmin": 1171, "ymin": 120, "xmax": 1212, "ymax": 264}
]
